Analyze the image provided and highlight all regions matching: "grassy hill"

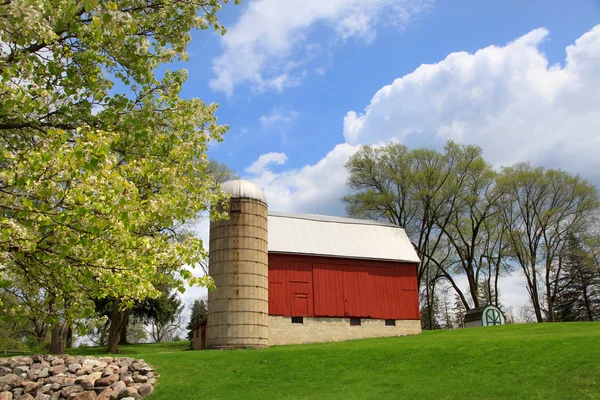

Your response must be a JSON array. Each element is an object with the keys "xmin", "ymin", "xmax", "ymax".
[{"xmin": 69, "ymin": 323, "xmax": 600, "ymax": 399}]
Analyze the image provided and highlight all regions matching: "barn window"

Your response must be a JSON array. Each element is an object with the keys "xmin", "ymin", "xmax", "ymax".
[
  {"xmin": 291, "ymin": 317, "xmax": 304, "ymax": 324},
  {"xmin": 385, "ymin": 319, "xmax": 396, "ymax": 326},
  {"xmin": 350, "ymin": 318, "xmax": 361, "ymax": 326}
]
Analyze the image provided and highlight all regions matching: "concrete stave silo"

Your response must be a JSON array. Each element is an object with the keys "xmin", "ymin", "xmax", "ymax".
[{"xmin": 206, "ymin": 180, "xmax": 269, "ymax": 349}]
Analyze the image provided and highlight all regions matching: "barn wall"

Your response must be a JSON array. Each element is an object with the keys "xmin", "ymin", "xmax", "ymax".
[
  {"xmin": 268, "ymin": 253, "xmax": 420, "ymax": 320},
  {"xmin": 269, "ymin": 316, "xmax": 421, "ymax": 345},
  {"xmin": 465, "ymin": 320, "xmax": 482, "ymax": 328}
]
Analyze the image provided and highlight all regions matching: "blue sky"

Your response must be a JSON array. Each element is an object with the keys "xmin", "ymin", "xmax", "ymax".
[
  {"xmin": 178, "ymin": 0, "xmax": 600, "ymax": 208},
  {"xmin": 180, "ymin": 0, "xmax": 600, "ymax": 307}
]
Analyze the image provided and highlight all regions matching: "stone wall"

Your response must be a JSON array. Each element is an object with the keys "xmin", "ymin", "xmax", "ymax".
[
  {"xmin": 0, "ymin": 355, "xmax": 156, "ymax": 400},
  {"xmin": 268, "ymin": 316, "xmax": 421, "ymax": 346}
]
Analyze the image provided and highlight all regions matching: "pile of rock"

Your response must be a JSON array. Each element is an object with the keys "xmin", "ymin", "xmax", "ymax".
[{"xmin": 0, "ymin": 354, "xmax": 158, "ymax": 400}]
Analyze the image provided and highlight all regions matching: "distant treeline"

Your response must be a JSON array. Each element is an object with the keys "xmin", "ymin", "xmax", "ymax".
[{"xmin": 343, "ymin": 141, "xmax": 600, "ymax": 328}]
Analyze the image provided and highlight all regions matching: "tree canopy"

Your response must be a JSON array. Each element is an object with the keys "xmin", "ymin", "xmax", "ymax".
[
  {"xmin": 343, "ymin": 141, "xmax": 600, "ymax": 326},
  {"xmin": 1, "ymin": 0, "xmax": 239, "ymax": 351}
]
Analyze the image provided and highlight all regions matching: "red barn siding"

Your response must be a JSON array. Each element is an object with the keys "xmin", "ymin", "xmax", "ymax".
[{"xmin": 268, "ymin": 253, "xmax": 420, "ymax": 320}]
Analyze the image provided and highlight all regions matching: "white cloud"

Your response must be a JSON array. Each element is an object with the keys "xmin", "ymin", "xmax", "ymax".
[
  {"xmin": 210, "ymin": 0, "xmax": 433, "ymax": 95},
  {"xmin": 343, "ymin": 25, "xmax": 600, "ymax": 183},
  {"xmin": 245, "ymin": 152, "xmax": 288, "ymax": 175},
  {"xmin": 246, "ymin": 144, "xmax": 359, "ymax": 215},
  {"xmin": 259, "ymin": 108, "xmax": 299, "ymax": 126},
  {"xmin": 236, "ymin": 25, "xmax": 600, "ymax": 310}
]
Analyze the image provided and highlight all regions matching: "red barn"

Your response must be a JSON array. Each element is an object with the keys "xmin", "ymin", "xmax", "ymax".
[
  {"xmin": 266, "ymin": 211, "xmax": 421, "ymax": 346},
  {"xmin": 197, "ymin": 180, "xmax": 421, "ymax": 350}
]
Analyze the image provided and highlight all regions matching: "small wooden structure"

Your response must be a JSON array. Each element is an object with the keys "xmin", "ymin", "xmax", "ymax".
[
  {"xmin": 191, "ymin": 319, "xmax": 207, "ymax": 350},
  {"xmin": 464, "ymin": 305, "xmax": 506, "ymax": 328}
]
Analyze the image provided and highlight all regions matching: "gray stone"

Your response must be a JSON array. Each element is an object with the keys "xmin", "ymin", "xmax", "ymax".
[
  {"xmin": 45, "ymin": 376, "xmax": 76, "ymax": 386},
  {"xmin": 60, "ymin": 385, "xmax": 83, "ymax": 398},
  {"xmin": 21, "ymin": 382, "xmax": 40, "ymax": 394},
  {"xmin": 14, "ymin": 358, "xmax": 32, "ymax": 367},
  {"xmin": 86, "ymin": 372, "xmax": 102, "ymax": 384},
  {"xmin": 48, "ymin": 366, "xmax": 67, "ymax": 376},
  {"xmin": 137, "ymin": 368, "xmax": 152, "ymax": 375},
  {"xmin": 36, "ymin": 384, "xmax": 52, "ymax": 395},
  {"xmin": 131, "ymin": 375, "xmax": 146, "ymax": 384},
  {"xmin": 116, "ymin": 387, "xmax": 138, "ymax": 399},
  {"xmin": 68, "ymin": 364, "xmax": 82, "ymax": 374},
  {"xmin": 71, "ymin": 392, "xmax": 97, "ymax": 400},
  {"xmin": 12, "ymin": 368, "xmax": 28, "ymax": 377},
  {"xmin": 0, "ymin": 357, "xmax": 153, "ymax": 400},
  {"xmin": 109, "ymin": 382, "xmax": 125, "ymax": 394},
  {"xmin": 95, "ymin": 389, "xmax": 112, "ymax": 400},
  {"xmin": 14, "ymin": 394, "xmax": 34, "ymax": 400},
  {"xmin": 94, "ymin": 375, "xmax": 118, "ymax": 387},
  {"xmin": 0, "ymin": 374, "xmax": 22, "ymax": 387},
  {"xmin": 137, "ymin": 384, "xmax": 152, "ymax": 397},
  {"xmin": 25, "ymin": 371, "xmax": 37, "ymax": 381}
]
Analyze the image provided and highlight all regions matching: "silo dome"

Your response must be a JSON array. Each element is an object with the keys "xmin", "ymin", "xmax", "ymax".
[{"xmin": 221, "ymin": 179, "xmax": 267, "ymax": 204}]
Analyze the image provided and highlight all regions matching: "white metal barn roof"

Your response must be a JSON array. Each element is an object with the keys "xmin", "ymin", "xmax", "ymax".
[{"xmin": 267, "ymin": 211, "xmax": 420, "ymax": 263}]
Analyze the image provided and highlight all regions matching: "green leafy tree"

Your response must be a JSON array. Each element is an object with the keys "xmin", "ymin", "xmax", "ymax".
[
  {"xmin": 144, "ymin": 290, "xmax": 185, "ymax": 343},
  {"xmin": 125, "ymin": 317, "xmax": 147, "ymax": 344},
  {"xmin": 1, "ymin": 1, "xmax": 239, "ymax": 353},
  {"xmin": 498, "ymin": 164, "xmax": 600, "ymax": 322},
  {"xmin": 186, "ymin": 298, "xmax": 208, "ymax": 341},
  {"xmin": 554, "ymin": 234, "xmax": 600, "ymax": 321},
  {"xmin": 342, "ymin": 142, "xmax": 504, "ymax": 314},
  {"xmin": 452, "ymin": 294, "xmax": 467, "ymax": 328}
]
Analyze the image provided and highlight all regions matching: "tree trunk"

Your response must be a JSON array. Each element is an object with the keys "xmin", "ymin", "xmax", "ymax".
[
  {"xmin": 119, "ymin": 315, "xmax": 129, "ymax": 345},
  {"xmin": 528, "ymin": 263, "xmax": 544, "ymax": 322},
  {"xmin": 425, "ymin": 279, "xmax": 433, "ymax": 330},
  {"xmin": 494, "ymin": 261, "xmax": 500, "ymax": 306},
  {"xmin": 545, "ymin": 280, "xmax": 555, "ymax": 322},
  {"xmin": 65, "ymin": 326, "xmax": 73, "ymax": 348},
  {"xmin": 107, "ymin": 300, "xmax": 130, "ymax": 354},
  {"xmin": 582, "ymin": 284, "xmax": 594, "ymax": 321},
  {"xmin": 50, "ymin": 324, "xmax": 66, "ymax": 354}
]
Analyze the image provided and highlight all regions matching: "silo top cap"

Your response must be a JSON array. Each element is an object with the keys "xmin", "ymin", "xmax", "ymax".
[{"xmin": 221, "ymin": 180, "xmax": 267, "ymax": 204}]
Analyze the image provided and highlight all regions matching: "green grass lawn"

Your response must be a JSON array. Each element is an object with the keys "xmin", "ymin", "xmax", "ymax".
[{"xmin": 69, "ymin": 323, "xmax": 600, "ymax": 400}]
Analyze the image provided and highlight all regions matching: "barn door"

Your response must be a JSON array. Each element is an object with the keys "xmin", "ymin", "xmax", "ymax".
[
  {"xmin": 485, "ymin": 308, "xmax": 502, "ymax": 326},
  {"xmin": 292, "ymin": 292, "xmax": 309, "ymax": 316}
]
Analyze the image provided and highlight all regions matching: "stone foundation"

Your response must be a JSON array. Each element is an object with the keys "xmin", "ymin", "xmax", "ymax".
[{"xmin": 268, "ymin": 316, "xmax": 421, "ymax": 346}]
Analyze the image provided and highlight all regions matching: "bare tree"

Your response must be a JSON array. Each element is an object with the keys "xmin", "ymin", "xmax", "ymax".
[
  {"xmin": 499, "ymin": 163, "xmax": 599, "ymax": 322},
  {"xmin": 514, "ymin": 303, "xmax": 536, "ymax": 324}
]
